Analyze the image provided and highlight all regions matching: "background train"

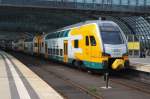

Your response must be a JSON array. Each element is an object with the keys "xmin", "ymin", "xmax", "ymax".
[{"xmin": 6, "ymin": 20, "xmax": 129, "ymax": 72}]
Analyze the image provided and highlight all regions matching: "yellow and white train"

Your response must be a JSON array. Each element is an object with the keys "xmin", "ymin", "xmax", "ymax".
[{"xmin": 13, "ymin": 20, "xmax": 129, "ymax": 71}]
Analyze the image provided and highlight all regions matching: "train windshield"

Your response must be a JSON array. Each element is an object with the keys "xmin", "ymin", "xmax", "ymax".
[{"xmin": 99, "ymin": 24, "xmax": 124, "ymax": 44}]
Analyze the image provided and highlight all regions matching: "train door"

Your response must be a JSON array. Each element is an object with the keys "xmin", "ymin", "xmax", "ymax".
[
  {"xmin": 39, "ymin": 41, "xmax": 41, "ymax": 54},
  {"xmin": 38, "ymin": 38, "xmax": 40, "ymax": 55},
  {"xmin": 45, "ymin": 41, "xmax": 48, "ymax": 58},
  {"xmin": 31, "ymin": 43, "xmax": 33, "ymax": 55},
  {"xmin": 39, "ymin": 36, "xmax": 43, "ymax": 54},
  {"xmin": 63, "ymin": 40, "xmax": 68, "ymax": 63},
  {"xmin": 89, "ymin": 36, "xmax": 97, "ymax": 61}
]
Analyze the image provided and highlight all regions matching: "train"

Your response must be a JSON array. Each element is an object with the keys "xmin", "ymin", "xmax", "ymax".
[{"xmin": 10, "ymin": 20, "xmax": 129, "ymax": 72}]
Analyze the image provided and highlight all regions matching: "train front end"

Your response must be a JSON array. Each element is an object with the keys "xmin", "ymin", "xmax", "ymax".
[{"xmin": 99, "ymin": 21, "xmax": 129, "ymax": 70}]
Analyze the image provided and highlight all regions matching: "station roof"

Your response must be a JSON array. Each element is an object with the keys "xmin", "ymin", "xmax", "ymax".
[{"xmin": 0, "ymin": 1, "xmax": 150, "ymax": 40}]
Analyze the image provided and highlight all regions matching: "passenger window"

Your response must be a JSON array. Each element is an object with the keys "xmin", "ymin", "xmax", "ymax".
[
  {"xmin": 34, "ymin": 43, "xmax": 37, "ymax": 47},
  {"xmin": 42, "ymin": 42, "xmax": 44, "ymax": 47},
  {"xmin": 52, "ymin": 49, "xmax": 55, "ymax": 55},
  {"xmin": 90, "ymin": 36, "xmax": 96, "ymax": 46},
  {"xmin": 50, "ymin": 49, "xmax": 52, "ymax": 55},
  {"xmin": 56, "ymin": 49, "xmax": 59, "ymax": 55},
  {"xmin": 51, "ymin": 49, "xmax": 53, "ymax": 54},
  {"xmin": 60, "ymin": 31, "xmax": 64, "ymax": 37},
  {"xmin": 85, "ymin": 36, "xmax": 89, "ymax": 46},
  {"xmin": 74, "ymin": 40, "xmax": 79, "ymax": 48},
  {"xmin": 54, "ymin": 49, "xmax": 56, "ymax": 55},
  {"xmin": 48, "ymin": 49, "xmax": 50, "ymax": 54},
  {"xmin": 60, "ymin": 49, "xmax": 63, "ymax": 56},
  {"xmin": 51, "ymin": 49, "xmax": 53, "ymax": 55}
]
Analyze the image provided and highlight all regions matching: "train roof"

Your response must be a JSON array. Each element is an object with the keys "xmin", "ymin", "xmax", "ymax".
[
  {"xmin": 45, "ymin": 20, "xmax": 119, "ymax": 39},
  {"xmin": 50, "ymin": 20, "xmax": 117, "ymax": 33}
]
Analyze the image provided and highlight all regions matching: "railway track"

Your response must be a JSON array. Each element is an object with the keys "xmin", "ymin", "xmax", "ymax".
[
  {"xmin": 8, "ymin": 51, "xmax": 150, "ymax": 99},
  {"xmin": 39, "ymin": 66, "xmax": 104, "ymax": 99},
  {"xmin": 110, "ymin": 78, "xmax": 150, "ymax": 94},
  {"xmin": 8, "ymin": 51, "xmax": 103, "ymax": 99},
  {"xmin": 92, "ymin": 71, "xmax": 150, "ymax": 95},
  {"xmin": 109, "ymin": 69, "xmax": 150, "ymax": 94},
  {"xmin": 42, "ymin": 64, "xmax": 150, "ymax": 98}
]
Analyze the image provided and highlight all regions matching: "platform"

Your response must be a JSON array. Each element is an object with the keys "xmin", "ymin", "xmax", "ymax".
[
  {"xmin": 129, "ymin": 58, "xmax": 150, "ymax": 73},
  {"xmin": 0, "ymin": 50, "xmax": 63, "ymax": 99}
]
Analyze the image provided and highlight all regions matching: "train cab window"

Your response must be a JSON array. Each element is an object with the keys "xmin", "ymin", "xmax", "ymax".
[
  {"xmin": 90, "ymin": 36, "xmax": 96, "ymax": 46},
  {"xmin": 100, "ymin": 23, "xmax": 124, "ymax": 44},
  {"xmin": 74, "ymin": 40, "xmax": 79, "ymax": 48},
  {"xmin": 85, "ymin": 36, "xmax": 89, "ymax": 46}
]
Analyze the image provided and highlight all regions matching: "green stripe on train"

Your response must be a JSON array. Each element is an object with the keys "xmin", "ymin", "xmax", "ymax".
[
  {"xmin": 83, "ymin": 61, "xmax": 104, "ymax": 69},
  {"xmin": 47, "ymin": 55, "xmax": 104, "ymax": 69}
]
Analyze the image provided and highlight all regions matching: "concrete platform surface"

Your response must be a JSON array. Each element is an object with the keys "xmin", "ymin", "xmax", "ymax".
[
  {"xmin": 129, "ymin": 58, "xmax": 150, "ymax": 73},
  {"xmin": 0, "ymin": 50, "xmax": 63, "ymax": 99}
]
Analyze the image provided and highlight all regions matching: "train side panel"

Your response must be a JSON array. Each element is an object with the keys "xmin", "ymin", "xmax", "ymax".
[
  {"xmin": 24, "ymin": 41, "xmax": 33, "ymax": 55},
  {"xmin": 44, "ymin": 30, "xmax": 70, "ymax": 62},
  {"xmin": 68, "ymin": 23, "xmax": 105, "ymax": 69},
  {"xmin": 44, "ymin": 23, "xmax": 106, "ymax": 70}
]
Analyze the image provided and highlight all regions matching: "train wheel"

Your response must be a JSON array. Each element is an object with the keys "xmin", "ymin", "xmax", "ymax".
[{"xmin": 73, "ymin": 60, "xmax": 81, "ymax": 70}]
